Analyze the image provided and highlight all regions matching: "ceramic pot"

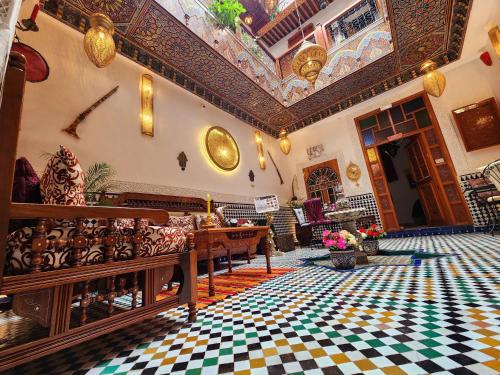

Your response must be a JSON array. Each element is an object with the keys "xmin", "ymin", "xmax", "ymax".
[
  {"xmin": 363, "ymin": 239, "xmax": 379, "ymax": 256},
  {"xmin": 329, "ymin": 248, "xmax": 355, "ymax": 270}
]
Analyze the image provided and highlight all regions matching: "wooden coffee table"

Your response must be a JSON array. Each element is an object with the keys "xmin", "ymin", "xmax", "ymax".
[{"xmin": 194, "ymin": 226, "xmax": 271, "ymax": 296}]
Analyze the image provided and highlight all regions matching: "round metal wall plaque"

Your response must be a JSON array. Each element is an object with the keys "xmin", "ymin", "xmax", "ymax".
[
  {"xmin": 346, "ymin": 161, "xmax": 361, "ymax": 186},
  {"xmin": 205, "ymin": 126, "xmax": 240, "ymax": 171}
]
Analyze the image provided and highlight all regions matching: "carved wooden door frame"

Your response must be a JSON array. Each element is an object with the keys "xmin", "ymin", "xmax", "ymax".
[{"xmin": 355, "ymin": 91, "xmax": 472, "ymax": 231}]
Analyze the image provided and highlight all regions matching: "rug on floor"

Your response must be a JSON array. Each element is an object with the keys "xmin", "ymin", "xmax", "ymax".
[{"xmin": 158, "ymin": 268, "xmax": 296, "ymax": 308}]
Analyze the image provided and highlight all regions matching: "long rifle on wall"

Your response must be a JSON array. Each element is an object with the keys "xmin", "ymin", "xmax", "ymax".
[
  {"xmin": 63, "ymin": 85, "xmax": 119, "ymax": 139},
  {"xmin": 267, "ymin": 151, "xmax": 284, "ymax": 185}
]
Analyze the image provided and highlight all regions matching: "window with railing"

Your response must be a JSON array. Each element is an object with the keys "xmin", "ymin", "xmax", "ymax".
[{"xmin": 325, "ymin": 0, "xmax": 380, "ymax": 48}]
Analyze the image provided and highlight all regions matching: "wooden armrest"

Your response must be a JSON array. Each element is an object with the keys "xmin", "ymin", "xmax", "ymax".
[
  {"xmin": 198, "ymin": 226, "xmax": 269, "ymax": 233},
  {"xmin": 9, "ymin": 203, "xmax": 169, "ymax": 223}
]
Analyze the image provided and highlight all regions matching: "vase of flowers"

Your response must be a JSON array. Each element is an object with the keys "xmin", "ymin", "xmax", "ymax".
[
  {"xmin": 357, "ymin": 224, "xmax": 386, "ymax": 256},
  {"xmin": 323, "ymin": 230, "xmax": 358, "ymax": 270}
]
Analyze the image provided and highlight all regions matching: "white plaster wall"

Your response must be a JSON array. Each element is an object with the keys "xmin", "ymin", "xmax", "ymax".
[
  {"xmin": 15, "ymin": 7, "xmax": 294, "ymax": 204},
  {"xmin": 288, "ymin": 56, "xmax": 500, "ymax": 200}
]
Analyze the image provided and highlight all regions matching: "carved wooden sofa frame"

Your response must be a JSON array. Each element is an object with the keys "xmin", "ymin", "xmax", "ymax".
[
  {"xmin": 107, "ymin": 192, "xmax": 272, "ymax": 296},
  {"xmin": 0, "ymin": 54, "xmax": 197, "ymax": 371}
]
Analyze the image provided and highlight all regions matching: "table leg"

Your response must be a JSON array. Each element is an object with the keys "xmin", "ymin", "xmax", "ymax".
[
  {"xmin": 227, "ymin": 248, "xmax": 232, "ymax": 273},
  {"xmin": 264, "ymin": 237, "xmax": 272, "ymax": 274},
  {"xmin": 246, "ymin": 246, "xmax": 251, "ymax": 264},
  {"xmin": 208, "ymin": 251, "xmax": 215, "ymax": 297}
]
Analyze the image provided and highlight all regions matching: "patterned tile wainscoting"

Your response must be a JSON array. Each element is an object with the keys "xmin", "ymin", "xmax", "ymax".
[
  {"xmin": 215, "ymin": 202, "xmax": 297, "ymax": 239},
  {"xmin": 347, "ymin": 193, "xmax": 382, "ymax": 227},
  {"xmin": 459, "ymin": 172, "xmax": 495, "ymax": 227}
]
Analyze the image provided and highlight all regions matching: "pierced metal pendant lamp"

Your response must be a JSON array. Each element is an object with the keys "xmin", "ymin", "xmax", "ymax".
[
  {"xmin": 420, "ymin": 59, "xmax": 446, "ymax": 97},
  {"xmin": 291, "ymin": 0, "xmax": 326, "ymax": 85},
  {"xmin": 84, "ymin": 13, "xmax": 116, "ymax": 68}
]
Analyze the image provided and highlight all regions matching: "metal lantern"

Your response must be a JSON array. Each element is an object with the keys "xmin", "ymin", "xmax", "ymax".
[
  {"xmin": 419, "ymin": 60, "xmax": 446, "ymax": 98},
  {"xmin": 292, "ymin": 40, "xmax": 327, "ymax": 85},
  {"xmin": 279, "ymin": 129, "xmax": 291, "ymax": 155},
  {"xmin": 243, "ymin": 14, "xmax": 253, "ymax": 26},
  {"xmin": 84, "ymin": 13, "xmax": 116, "ymax": 68},
  {"xmin": 263, "ymin": 0, "xmax": 278, "ymax": 13}
]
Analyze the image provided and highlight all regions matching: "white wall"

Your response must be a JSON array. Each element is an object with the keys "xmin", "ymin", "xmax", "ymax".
[
  {"xmin": 15, "ymin": 6, "xmax": 294, "ymax": 204},
  {"xmin": 288, "ymin": 56, "xmax": 500, "ymax": 200}
]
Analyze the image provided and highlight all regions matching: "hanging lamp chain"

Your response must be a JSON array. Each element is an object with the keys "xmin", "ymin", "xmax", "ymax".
[{"xmin": 294, "ymin": 0, "xmax": 305, "ymax": 40}]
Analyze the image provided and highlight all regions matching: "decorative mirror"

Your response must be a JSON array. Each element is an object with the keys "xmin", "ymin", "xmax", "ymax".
[{"xmin": 205, "ymin": 126, "xmax": 240, "ymax": 171}]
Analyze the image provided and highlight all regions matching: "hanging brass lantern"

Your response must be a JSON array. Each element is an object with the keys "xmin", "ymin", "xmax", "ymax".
[
  {"xmin": 263, "ymin": 0, "xmax": 278, "ymax": 13},
  {"xmin": 279, "ymin": 129, "xmax": 291, "ymax": 155},
  {"xmin": 419, "ymin": 59, "xmax": 446, "ymax": 97},
  {"xmin": 84, "ymin": 13, "xmax": 116, "ymax": 68},
  {"xmin": 292, "ymin": 40, "xmax": 327, "ymax": 85},
  {"xmin": 243, "ymin": 14, "xmax": 253, "ymax": 26}
]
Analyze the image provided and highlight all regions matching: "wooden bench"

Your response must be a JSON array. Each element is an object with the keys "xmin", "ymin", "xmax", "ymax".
[
  {"xmin": 108, "ymin": 192, "xmax": 272, "ymax": 295},
  {"xmin": 0, "ymin": 54, "xmax": 197, "ymax": 371}
]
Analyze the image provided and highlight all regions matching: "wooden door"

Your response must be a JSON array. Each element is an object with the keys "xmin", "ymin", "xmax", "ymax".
[
  {"xmin": 406, "ymin": 136, "xmax": 446, "ymax": 226},
  {"xmin": 364, "ymin": 147, "xmax": 399, "ymax": 231},
  {"xmin": 303, "ymin": 159, "xmax": 342, "ymax": 204}
]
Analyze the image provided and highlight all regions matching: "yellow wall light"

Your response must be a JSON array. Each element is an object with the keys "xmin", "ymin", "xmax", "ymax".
[
  {"xmin": 140, "ymin": 74, "xmax": 154, "ymax": 136},
  {"xmin": 255, "ymin": 131, "xmax": 266, "ymax": 169},
  {"xmin": 489, "ymin": 26, "xmax": 500, "ymax": 58}
]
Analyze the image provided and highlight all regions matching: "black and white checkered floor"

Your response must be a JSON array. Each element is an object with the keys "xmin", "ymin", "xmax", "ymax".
[{"xmin": 6, "ymin": 233, "xmax": 500, "ymax": 375}]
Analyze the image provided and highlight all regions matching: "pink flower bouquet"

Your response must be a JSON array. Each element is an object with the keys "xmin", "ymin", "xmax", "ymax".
[{"xmin": 323, "ymin": 229, "xmax": 359, "ymax": 251}]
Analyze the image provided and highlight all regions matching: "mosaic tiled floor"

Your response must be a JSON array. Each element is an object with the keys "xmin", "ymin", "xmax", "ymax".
[{"xmin": 6, "ymin": 234, "xmax": 500, "ymax": 375}]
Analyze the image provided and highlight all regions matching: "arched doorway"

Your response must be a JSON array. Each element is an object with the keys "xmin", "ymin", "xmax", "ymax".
[{"xmin": 303, "ymin": 159, "xmax": 343, "ymax": 204}]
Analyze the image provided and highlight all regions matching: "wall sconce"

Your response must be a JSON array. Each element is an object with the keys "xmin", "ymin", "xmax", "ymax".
[
  {"xmin": 83, "ymin": 13, "xmax": 116, "ymax": 68},
  {"xmin": 141, "ymin": 74, "xmax": 154, "ymax": 136},
  {"xmin": 488, "ymin": 26, "xmax": 500, "ymax": 58},
  {"xmin": 279, "ymin": 129, "xmax": 291, "ymax": 155},
  {"xmin": 255, "ymin": 131, "xmax": 266, "ymax": 169},
  {"xmin": 419, "ymin": 59, "xmax": 446, "ymax": 97}
]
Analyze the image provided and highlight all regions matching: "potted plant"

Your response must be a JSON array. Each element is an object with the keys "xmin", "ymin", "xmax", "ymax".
[
  {"xmin": 357, "ymin": 224, "xmax": 386, "ymax": 256},
  {"xmin": 83, "ymin": 162, "xmax": 117, "ymax": 205},
  {"xmin": 208, "ymin": 0, "xmax": 246, "ymax": 32},
  {"xmin": 323, "ymin": 230, "xmax": 358, "ymax": 270}
]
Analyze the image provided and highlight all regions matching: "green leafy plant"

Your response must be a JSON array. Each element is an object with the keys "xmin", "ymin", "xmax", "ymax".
[
  {"xmin": 84, "ymin": 162, "xmax": 117, "ymax": 199},
  {"xmin": 208, "ymin": 0, "xmax": 246, "ymax": 31}
]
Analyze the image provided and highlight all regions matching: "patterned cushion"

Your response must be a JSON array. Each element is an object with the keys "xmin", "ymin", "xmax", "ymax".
[
  {"xmin": 139, "ymin": 226, "xmax": 187, "ymax": 257},
  {"xmin": 194, "ymin": 214, "xmax": 222, "ymax": 230},
  {"xmin": 116, "ymin": 218, "xmax": 149, "ymax": 229},
  {"xmin": 168, "ymin": 215, "xmax": 195, "ymax": 232},
  {"xmin": 5, "ymin": 225, "xmax": 186, "ymax": 275},
  {"xmin": 40, "ymin": 146, "xmax": 86, "ymax": 206}
]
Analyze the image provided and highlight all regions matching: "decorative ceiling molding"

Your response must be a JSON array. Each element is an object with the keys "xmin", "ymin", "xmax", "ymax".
[{"xmin": 40, "ymin": 0, "xmax": 473, "ymax": 138}]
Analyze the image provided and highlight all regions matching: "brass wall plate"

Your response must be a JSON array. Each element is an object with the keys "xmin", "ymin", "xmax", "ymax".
[
  {"xmin": 205, "ymin": 126, "xmax": 240, "ymax": 171},
  {"xmin": 346, "ymin": 161, "xmax": 361, "ymax": 186}
]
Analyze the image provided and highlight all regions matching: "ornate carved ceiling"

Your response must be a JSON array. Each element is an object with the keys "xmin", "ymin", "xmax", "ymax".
[{"xmin": 41, "ymin": 0, "xmax": 472, "ymax": 137}]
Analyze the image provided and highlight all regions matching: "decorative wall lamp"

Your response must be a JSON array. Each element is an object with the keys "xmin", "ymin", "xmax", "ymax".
[
  {"xmin": 83, "ymin": 13, "xmax": 116, "ymax": 68},
  {"xmin": 205, "ymin": 126, "xmax": 240, "ymax": 171},
  {"xmin": 140, "ymin": 74, "xmax": 154, "ymax": 136},
  {"xmin": 279, "ymin": 129, "xmax": 291, "ymax": 155},
  {"xmin": 255, "ymin": 131, "xmax": 266, "ymax": 169},
  {"xmin": 488, "ymin": 26, "xmax": 500, "ymax": 58},
  {"xmin": 419, "ymin": 59, "xmax": 446, "ymax": 97}
]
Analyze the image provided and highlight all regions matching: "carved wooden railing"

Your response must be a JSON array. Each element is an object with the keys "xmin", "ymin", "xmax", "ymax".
[{"xmin": 8, "ymin": 203, "xmax": 170, "ymax": 274}]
